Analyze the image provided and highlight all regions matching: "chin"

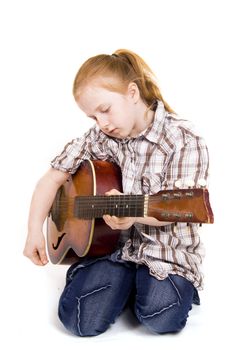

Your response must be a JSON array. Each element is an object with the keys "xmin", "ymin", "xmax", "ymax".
[{"xmin": 111, "ymin": 130, "xmax": 126, "ymax": 139}]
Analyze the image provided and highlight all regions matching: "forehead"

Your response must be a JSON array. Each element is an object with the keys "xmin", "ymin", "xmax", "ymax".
[{"xmin": 77, "ymin": 81, "xmax": 125, "ymax": 113}]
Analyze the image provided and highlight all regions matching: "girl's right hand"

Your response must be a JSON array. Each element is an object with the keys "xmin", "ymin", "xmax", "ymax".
[{"xmin": 23, "ymin": 232, "xmax": 49, "ymax": 266}]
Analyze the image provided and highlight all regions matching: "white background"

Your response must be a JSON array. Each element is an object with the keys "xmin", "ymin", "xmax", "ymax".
[{"xmin": 0, "ymin": 0, "xmax": 232, "ymax": 349}]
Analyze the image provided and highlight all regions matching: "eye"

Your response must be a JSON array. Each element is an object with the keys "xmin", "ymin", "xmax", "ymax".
[{"xmin": 101, "ymin": 107, "xmax": 110, "ymax": 113}]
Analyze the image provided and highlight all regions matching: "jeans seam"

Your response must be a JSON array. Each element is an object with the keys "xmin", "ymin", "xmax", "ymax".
[
  {"xmin": 140, "ymin": 301, "xmax": 179, "ymax": 319},
  {"xmin": 167, "ymin": 275, "xmax": 182, "ymax": 302},
  {"xmin": 135, "ymin": 274, "xmax": 182, "ymax": 321},
  {"xmin": 75, "ymin": 284, "xmax": 112, "ymax": 336}
]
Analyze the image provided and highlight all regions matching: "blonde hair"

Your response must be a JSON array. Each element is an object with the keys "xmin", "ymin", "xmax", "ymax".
[{"xmin": 73, "ymin": 49, "xmax": 174, "ymax": 113}]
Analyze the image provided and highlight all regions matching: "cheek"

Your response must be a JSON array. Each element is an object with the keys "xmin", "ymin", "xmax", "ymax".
[{"xmin": 112, "ymin": 103, "xmax": 134, "ymax": 127}]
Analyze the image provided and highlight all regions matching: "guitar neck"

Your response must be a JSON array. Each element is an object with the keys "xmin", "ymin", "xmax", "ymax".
[
  {"xmin": 74, "ymin": 194, "xmax": 146, "ymax": 219},
  {"xmin": 74, "ymin": 188, "xmax": 214, "ymax": 224}
]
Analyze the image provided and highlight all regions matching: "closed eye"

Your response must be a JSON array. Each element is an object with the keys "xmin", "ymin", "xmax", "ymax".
[
  {"xmin": 87, "ymin": 106, "xmax": 111, "ymax": 120},
  {"xmin": 101, "ymin": 107, "xmax": 110, "ymax": 113}
]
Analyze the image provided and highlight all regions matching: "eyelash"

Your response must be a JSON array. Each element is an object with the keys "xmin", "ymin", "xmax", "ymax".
[
  {"xmin": 89, "ymin": 107, "xmax": 110, "ymax": 120},
  {"xmin": 101, "ymin": 107, "xmax": 110, "ymax": 113}
]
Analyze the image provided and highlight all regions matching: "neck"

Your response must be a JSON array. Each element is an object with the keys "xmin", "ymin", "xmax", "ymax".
[{"xmin": 130, "ymin": 102, "xmax": 155, "ymax": 137}]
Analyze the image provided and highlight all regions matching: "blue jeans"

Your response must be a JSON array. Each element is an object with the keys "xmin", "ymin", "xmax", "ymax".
[{"xmin": 58, "ymin": 252, "xmax": 199, "ymax": 336}]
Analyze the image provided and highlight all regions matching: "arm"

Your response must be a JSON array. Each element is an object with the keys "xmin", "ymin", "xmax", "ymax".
[{"xmin": 23, "ymin": 168, "xmax": 70, "ymax": 266}]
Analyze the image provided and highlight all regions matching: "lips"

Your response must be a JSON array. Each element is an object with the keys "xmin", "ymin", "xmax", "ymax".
[{"xmin": 108, "ymin": 128, "xmax": 117, "ymax": 134}]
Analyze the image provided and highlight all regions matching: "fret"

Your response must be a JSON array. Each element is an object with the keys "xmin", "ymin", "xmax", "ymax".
[{"xmin": 74, "ymin": 195, "xmax": 145, "ymax": 219}]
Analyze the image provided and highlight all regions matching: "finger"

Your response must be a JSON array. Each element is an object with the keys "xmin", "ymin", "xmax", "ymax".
[
  {"xmin": 103, "ymin": 214, "xmax": 110, "ymax": 221},
  {"xmin": 38, "ymin": 248, "xmax": 49, "ymax": 265},
  {"xmin": 106, "ymin": 215, "xmax": 122, "ymax": 226},
  {"xmin": 30, "ymin": 251, "xmax": 45, "ymax": 266},
  {"xmin": 104, "ymin": 215, "xmax": 124, "ymax": 226},
  {"xmin": 103, "ymin": 215, "xmax": 113, "ymax": 225},
  {"xmin": 111, "ymin": 216, "xmax": 129, "ymax": 225},
  {"xmin": 105, "ymin": 188, "xmax": 123, "ymax": 196},
  {"xmin": 103, "ymin": 215, "xmax": 117, "ymax": 229},
  {"xmin": 111, "ymin": 215, "xmax": 124, "ymax": 223},
  {"xmin": 110, "ymin": 216, "xmax": 134, "ymax": 229},
  {"xmin": 30, "ymin": 248, "xmax": 48, "ymax": 266}
]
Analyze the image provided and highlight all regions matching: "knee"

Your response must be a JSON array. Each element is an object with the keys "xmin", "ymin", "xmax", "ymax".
[
  {"xmin": 58, "ymin": 291, "xmax": 111, "ymax": 337},
  {"xmin": 58, "ymin": 283, "xmax": 116, "ymax": 337},
  {"xmin": 135, "ymin": 303, "xmax": 189, "ymax": 334},
  {"xmin": 134, "ymin": 271, "xmax": 194, "ymax": 334}
]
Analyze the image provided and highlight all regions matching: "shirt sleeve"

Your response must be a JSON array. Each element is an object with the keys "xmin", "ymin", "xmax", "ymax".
[
  {"xmin": 163, "ymin": 133, "xmax": 210, "ymax": 190},
  {"xmin": 50, "ymin": 125, "xmax": 110, "ymax": 174}
]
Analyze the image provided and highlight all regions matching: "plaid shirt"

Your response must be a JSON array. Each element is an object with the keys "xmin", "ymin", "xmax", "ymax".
[{"xmin": 51, "ymin": 101, "xmax": 209, "ymax": 289}]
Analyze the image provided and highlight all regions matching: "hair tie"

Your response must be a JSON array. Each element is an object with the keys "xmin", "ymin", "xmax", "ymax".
[{"xmin": 111, "ymin": 53, "xmax": 119, "ymax": 58}]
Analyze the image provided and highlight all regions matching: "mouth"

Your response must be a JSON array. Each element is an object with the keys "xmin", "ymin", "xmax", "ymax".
[{"xmin": 108, "ymin": 128, "xmax": 117, "ymax": 134}]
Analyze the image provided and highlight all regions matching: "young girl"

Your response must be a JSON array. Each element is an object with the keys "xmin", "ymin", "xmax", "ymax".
[{"xmin": 23, "ymin": 49, "xmax": 210, "ymax": 336}]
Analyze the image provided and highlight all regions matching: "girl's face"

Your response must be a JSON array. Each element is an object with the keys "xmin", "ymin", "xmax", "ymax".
[{"xmin": 76, "ymin": 80, "xmax": 141, "ymax": 139}]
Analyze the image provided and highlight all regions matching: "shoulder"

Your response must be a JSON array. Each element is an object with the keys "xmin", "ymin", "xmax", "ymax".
[
  {"xmin": 164, "ymin": 113, "xmax": 206, "ymax": 149},
  {"xmin": 147, "ymin": 102, "xmax": 205, "ymax": 150}
]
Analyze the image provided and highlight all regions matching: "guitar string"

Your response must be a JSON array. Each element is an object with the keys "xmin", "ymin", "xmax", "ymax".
[
  {"xmin": 52, "ymin": 193, "xmax": 197, "ymax": 201},
  {"xmin": 52, "ymin": 194, "xmax": 199, "ymax": 213},
  {"xmin": 52, "ymin": 199, "xmax": 192, "ymax": 208},
  {"xmin": 51, "ymin": 196, "xmax": 186, "ymax": 204},
  {"xmin": 52, "ymin": 198, "xmax": 194, "ymax": 207}
]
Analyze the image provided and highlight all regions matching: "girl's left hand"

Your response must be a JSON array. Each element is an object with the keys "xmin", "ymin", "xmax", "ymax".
[{"xmin": 103, "ymin": 189, "xmax": 136, "ymax": 230}]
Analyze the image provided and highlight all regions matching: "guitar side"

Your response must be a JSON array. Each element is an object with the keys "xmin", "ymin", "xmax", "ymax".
[{"xmin": 47, "ymin": 160, "xmax": 122, "ymax": 264}]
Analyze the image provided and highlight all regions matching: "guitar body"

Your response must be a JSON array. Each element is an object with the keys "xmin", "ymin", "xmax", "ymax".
[{"xmin": 47, "ymin": 160, "xmax": 122, "ymax": 264}]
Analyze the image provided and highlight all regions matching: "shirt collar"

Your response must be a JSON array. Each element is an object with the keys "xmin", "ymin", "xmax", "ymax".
[{"xmin": 138, "ymin": 100, "xmax": 167, "ymax": 144}]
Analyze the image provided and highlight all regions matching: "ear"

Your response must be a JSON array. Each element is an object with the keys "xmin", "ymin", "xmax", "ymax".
[{"xmin": 127, "ymin": 82, "xmax": 140, "ymax": 103}]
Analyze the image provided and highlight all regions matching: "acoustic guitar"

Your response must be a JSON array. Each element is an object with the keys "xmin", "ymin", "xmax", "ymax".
[{"xmin": 47, "ymin": 160, "xmax": 214, "ymax": 264}]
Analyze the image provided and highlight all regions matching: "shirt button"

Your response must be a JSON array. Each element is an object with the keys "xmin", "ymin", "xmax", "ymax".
[
  {"xmin": 198, "ymin": 179, "xmax": 207, "ymax": 187},
  {"xmin": 185, "ymin": 179, "xmax": 195, "ymax": 188},
  {"xmin": 175, "ymin": 179, "xmax": 182, "ymax": 188}
]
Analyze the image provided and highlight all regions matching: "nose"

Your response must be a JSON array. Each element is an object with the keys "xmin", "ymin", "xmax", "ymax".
[{"xmin": 96, "ymin": 115, "xmax": 110, "ymax": 130}]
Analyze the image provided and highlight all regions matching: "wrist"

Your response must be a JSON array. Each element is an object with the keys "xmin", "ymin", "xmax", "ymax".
[
  {"xmin": 135, "ymin": 216, "xmax": 171, "ymax": 226},
  {"xmin": 28, "ymin": 220, "xmax": 44, "ymax": 232}
]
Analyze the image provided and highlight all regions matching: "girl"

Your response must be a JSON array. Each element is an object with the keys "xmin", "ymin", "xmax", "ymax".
[{"xmin": 23, "ymin": 49, "xmax": 209, "ymax": 336}]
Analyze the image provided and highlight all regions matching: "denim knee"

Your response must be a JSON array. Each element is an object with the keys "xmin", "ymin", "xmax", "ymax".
[
  {"xmin": 134, "ymin": 271, "xmax": 195, "ymax": 334},
  {"xmin": 58, "ymin": 284, "xmax": 112, "ymax": 336},
  {"xmin": 135, "ymin": 300, "xmax": 190, "ymax": 334},
  {"xmin": 58, "ymin": 258, "xmax": 136, "ymax": 336}
]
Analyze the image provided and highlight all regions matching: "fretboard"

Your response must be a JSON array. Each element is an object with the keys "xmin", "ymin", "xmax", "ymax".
[{"xmin": 74, "ymin": 195, "xmax": 146, "ymax": 219}]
